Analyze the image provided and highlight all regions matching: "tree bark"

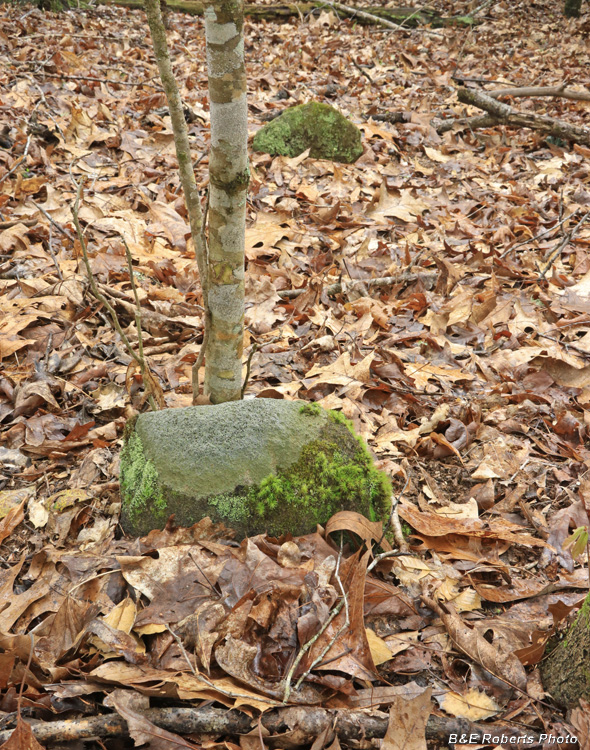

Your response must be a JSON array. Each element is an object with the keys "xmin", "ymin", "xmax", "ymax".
[
  {"xmin": 456, "ymin": 87, "xmax": 590, "ymax": 146},
  {"xmin": 203, "ymin": 0, "xmax": 248, "ymax": 403},
  {"xmin": 541, "ymin": 591, "xmax": 590, "ymax": 708},
  {"xmin": 564, "ymin": 0, "xmax": 582, "ymax": 16}
]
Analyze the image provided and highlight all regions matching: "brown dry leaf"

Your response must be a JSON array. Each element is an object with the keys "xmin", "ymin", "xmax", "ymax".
[
  {"xmin": 438, "ymin": 688, "xmax": 501, "ymax": 721},
  {"xmin": 382, "ymin": 688, "xmax": 432, "ymax": 750},
  {"xmin": 0, "ymin": 716, "xmax": 45, "ymax": 750},
  {"xmin": 325, "ymin": 511, "xmax": 391, "ymax": 551},
  {"xmin": 305, "ymin": 352, "xmax": 374, "ymax": 386},
  {"xmin": 399, "ymin": 502, "xmax": 551, "ymax": 549},
  {"xmin": 570, "ymin": 699, "xmax": 590, "ymax": 750},
  {"xmin": 366, "ymin": 627, "xmax": 393, "ymax": 665},
  {"xmin": 246, "ymin": 212, "xmax": 296, "ymax": 259},
  {"xmin": 423, "ymin": 596, "xmax": 527, "ymax": 690},
  {"xmin": 0, "ymin": 497, "xmax": 26, "ymax": 546},
  {"xmin": 107, "ymin": 689, "xmax": 199, "ymax": 749}
]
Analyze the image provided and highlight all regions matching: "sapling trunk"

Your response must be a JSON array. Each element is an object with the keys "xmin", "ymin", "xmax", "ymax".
[
  {"xmin": 203, "ymin": 0, "xmax": 248, "ymax": 403},
  {"xmin": 145, "ymin": 0, "xmax": 248, "ymax": 404}
]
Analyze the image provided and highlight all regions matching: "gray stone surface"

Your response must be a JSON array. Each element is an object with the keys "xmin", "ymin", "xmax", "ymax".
[
  {"xmin": 119, "ymin": 399, "xmax": 390, "ymax": 539},
  {"xmin": 135, "ymin": 398, "xmax": 325, "ymax": 498}
]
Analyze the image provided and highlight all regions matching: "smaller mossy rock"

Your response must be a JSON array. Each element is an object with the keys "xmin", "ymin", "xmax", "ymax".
[
  {"xmin": 120, "ymin": 399, "xmax": 390, "ymax": 538},
  {"xmin": 252, "ymin": 102, "xmax": 363, "ymax": 164}
]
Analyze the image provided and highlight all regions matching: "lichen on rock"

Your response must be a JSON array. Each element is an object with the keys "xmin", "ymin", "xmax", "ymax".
[
  {"xmin": 252, "ymin": 102, "xmax": 363, "ymax": 164},
  {"xmin": 119, "ymin": 399, "xmax": 390, "ymax": 538}
]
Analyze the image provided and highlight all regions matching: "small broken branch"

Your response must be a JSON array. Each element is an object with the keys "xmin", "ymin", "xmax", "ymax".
[
  {"xmin": 240, "ymin": 343, "xmax": 258, "ymax": 399},
  {"xmin": 434, "ymin": 113, "xmax": 497, "ymax": 134},
  {"xmin": 456, "ymin": 87, "xmax": 590, "ymax": 146},
  {"xmin": 537, "ymin": 209, "xmax": 590, "ymax": 280},
  {"xmin": 278, "ymin": 271, "xmax": 438, "ymax": 300},
  {"xmin": 0, "ymin": 218, "xmax": 38, "ymax": 230},
  {"xmin": 324, "ymin": 1, "xmax": 410, "ymax": 33},
  {"xmin": 488, "ymin": 85, "xmax": 590, "ymax": 102},
  {"xmin": 0, "ymin": 135, "xmax": 32, "ymax": 186},
  {"xmin": 71, "ymin": 182, "xmax": 159, "ymax": 410}
]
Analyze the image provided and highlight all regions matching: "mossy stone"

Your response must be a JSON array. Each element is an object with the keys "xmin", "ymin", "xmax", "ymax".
[
  {"xmin": 119, "ymin": 399, "xmax": 390, "ymax": 538},
  {"xmin": 252, "ymin": 102, "xmax": 363, "ymax": 164}
]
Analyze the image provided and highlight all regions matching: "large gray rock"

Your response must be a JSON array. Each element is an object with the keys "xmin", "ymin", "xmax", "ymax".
[
  {"xmin": 252, "ymin": 102, "xmax": 363, "ymax": 164},
  {"xmin": 119, "ymin": 399, "xmax": 390, "ymax": 538}
]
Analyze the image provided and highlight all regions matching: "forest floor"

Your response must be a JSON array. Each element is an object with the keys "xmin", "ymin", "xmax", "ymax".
[{"xmin": 1, "ymin": 0, "xmax": 590, "ymax": 747}]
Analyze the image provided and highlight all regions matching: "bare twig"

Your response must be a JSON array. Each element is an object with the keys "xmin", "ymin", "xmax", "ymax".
[
  {"xmin": 375, "ymin": 474, "xmax": 410, "ymax": 553},
  {"xmin": 0, "ymin": 218, "xmax": 37, "ymax": 230},
  {"xmin": 500, "ymin": 210, "xmax": 578, "ymax": 259},
  {"xmin": 71, "ymin": 180, "xmax": 159, "ymax": 410},
  {"xmin": 240, "ymin": 343, "xmax": 258, "ymax": 399},
  {"xmin": 282, "ymin": 554, "xmax": 344, "ymax": 703},
  {"xmin": 0, "ymin": 135, "xmax": 32, "ymax": 186},
  {"xmin": 293, "ymin": 549, "xmax": 350, "ymax": 694},
  {"xmin": 434, "ymin": 113, "xmax": 497, "ymax": 134},
  {"xmin": 537, "ymin": 210, "xmax": 590, "ymax": 280},
  {"xmin": 17, "ymin": 70, "xmax": 163, "ymax": 89},
  {"xmin": 31, "ymin": 199, "xmax": 75, "ymax": 241},
  {"xmin": 0, "ymin": 706, "xmax": 541, "ymax": 746}
]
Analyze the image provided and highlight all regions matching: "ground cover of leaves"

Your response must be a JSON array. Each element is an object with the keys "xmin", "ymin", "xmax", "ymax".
[{"xmin": 1, "ymin": 0, "xmax": 590, "ymax": 747}]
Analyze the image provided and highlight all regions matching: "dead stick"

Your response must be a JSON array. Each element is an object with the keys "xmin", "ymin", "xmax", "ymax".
[
  {"xmin": 457, "ymin": 87, "xmax": 590, "ymax": 146},
  {"xmin": 323, "ymin": 0, "xmax": 411, "ymax": 33},
  {"xmin": 31, "ymin": 199, "xmax": 75, "ymax": 241},
  {"xmin": 0, "ymin": 706, "xmax": 542, "ymax": 745},
  {"xmin": 0, "ymin": 219, "xmax": 37, "ymax": 230},
  {"xmin": 488, "ymin": 85, "xmax": 590, "ymax": 102},
  {"xmin": 435, "ymin": 113, "xmax": 497, "ymax": 134},
  {"xmin": 278, "ymin": 271, "xmax": 437, "ymax": 300}
]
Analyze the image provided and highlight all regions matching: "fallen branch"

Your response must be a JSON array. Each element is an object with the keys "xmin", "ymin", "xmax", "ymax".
[
  {"xmin": 98, "ymin": 0, "xmax": 474, "ymax": 27},
  {"xmin": 434, "ymin": 113, "xmax": 497, "ymax": 134},
  {"xmin": 456, "ymin": 87, "xmax": 590, "ymax": 146},
  {"xmin": 0, "ymin": 218, "xmax": 38, "ymax": 230},
  {"xmin": 278, "ymin": 271, "xmax": 438, "ymax": 300},
  {"xmin": 323, "ymin": 1, "xmax": 411, "ymax": 33},
  {"xmin": 488, "ymin": 84, "xmax": 590, "ymax": 102},
  {"xmin": 0, "ymin": 706, "xmax": 542, "ymax": 746}
]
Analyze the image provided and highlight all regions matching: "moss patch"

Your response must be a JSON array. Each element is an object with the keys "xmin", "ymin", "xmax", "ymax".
[
  {"xmin": 252, "ymin": 102, "xmax": 363, "ymax": 164},
  {"xmin": 120, "ymin": 430, "xmax": 168, "ymax": 528}
]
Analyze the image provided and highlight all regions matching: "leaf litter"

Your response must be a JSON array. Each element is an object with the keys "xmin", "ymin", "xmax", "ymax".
[{"xmin": 0, "ymin": 0, "xmax": 590, "ymax": 746}]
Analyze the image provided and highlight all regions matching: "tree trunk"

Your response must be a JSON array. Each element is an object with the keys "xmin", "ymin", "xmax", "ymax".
[
  {"xmin": 541, "ymin": 591, "xmax": 590, "ymax": 708},
  {"xmin": 564, "ymin": 0, "xmax": 582, "ymax": 16},
  {"xmin": 202, "ymin": 0, "xmax": 248, "ymax": 403}
]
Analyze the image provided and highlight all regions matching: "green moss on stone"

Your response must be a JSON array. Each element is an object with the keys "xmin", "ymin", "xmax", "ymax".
[
  {"xmin": 299, "ymin": 402, "xmax": 322, "ymax": 416},
  {"xmin": 252, "ymin": 102, "xmax": 363, "ymax": 164},
  {"xmin": 119, "ymin": 400, "xmax": 391, "ymax": 538},
  {"xmin": 120, "ymin": 430, "xmax": 168, "ymax": 526}
]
